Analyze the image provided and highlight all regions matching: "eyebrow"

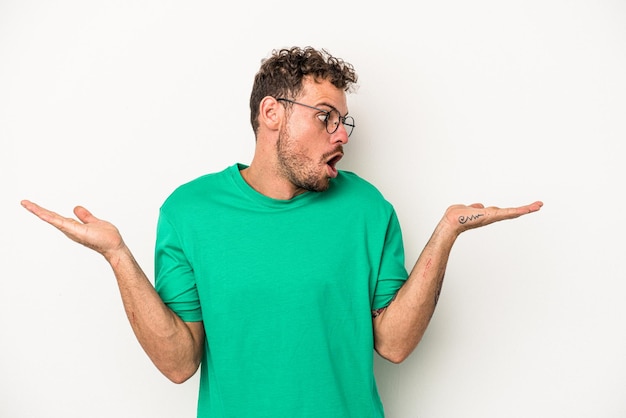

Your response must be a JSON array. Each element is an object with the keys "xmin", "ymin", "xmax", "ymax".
[{"xmin": 316, "ymin": 101, "xmax": 349, "ymax": 117}]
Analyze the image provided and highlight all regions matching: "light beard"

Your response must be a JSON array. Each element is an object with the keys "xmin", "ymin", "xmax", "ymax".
[{"xmin": 276, "ymin": 129, "xmax": 332, "ymax": 193}]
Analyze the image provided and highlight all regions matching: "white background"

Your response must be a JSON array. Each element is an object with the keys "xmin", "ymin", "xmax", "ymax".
[{"xmin": 2, "ymin": 1, "xmax": 625, "ymax": 417}]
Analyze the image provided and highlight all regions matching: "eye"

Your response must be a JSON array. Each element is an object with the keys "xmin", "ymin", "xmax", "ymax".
[{"xmin": 316, "ymin": 113, "xmax": 330, "ymax": 123}]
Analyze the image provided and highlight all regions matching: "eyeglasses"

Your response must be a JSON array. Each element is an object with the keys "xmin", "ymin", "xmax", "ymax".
[{"xmin": 276, "ymin": 98, "xmax": 355, "ymax": 137}]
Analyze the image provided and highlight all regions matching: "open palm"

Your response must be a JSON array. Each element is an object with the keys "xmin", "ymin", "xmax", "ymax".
[
  {"xmin": 21, "ymin": 200, "xmax": 125, "ymax": 259},
  {"xmin": 443, "ymin": 201, "xmax": 544, "ymax": 235}
]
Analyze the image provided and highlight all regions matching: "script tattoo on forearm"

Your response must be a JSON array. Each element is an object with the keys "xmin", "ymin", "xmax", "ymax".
[{"xmin": 458, "ymin": 213, "xmax": 484, "ymax": 224}]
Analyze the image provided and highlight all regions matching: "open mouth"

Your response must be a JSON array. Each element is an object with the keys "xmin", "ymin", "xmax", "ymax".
[
  {"xmin": 327, "ymin": 154, "xmax": 342, "ymax": 168},
  {"xmin": 325, "ymin": 153, "xmax": 343, "ymax": 178}
]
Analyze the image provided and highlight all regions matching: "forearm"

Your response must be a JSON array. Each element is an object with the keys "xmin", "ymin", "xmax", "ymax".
[
  {"xmin": 373, "ymin": 221, "xmax": 458, "ymax": 363},
  {"xmin": 373, "ymin": 200, "xmax": 544, "ymax": 363},
  {"xmin": 106, "ymin": 246, "xmax": 204, "ymax": 383}
]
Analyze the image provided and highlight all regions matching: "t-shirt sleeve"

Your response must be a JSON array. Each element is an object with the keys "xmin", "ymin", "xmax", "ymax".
[
  {"xmin": 371, "ymin": 209, "xmax": 408, "ymax": 310},
  {"xmin": 154, "ymin": 210, "xmax": 203, "ymax": 322}
]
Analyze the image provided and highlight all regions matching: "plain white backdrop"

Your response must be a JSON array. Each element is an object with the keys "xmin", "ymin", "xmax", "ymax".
[{"xmin": 2, "ymin": 1, "xmax": 625, "ymax": 417}]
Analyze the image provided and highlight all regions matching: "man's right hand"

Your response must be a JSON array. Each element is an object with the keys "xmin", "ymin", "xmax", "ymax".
[
  {"xmin": 21, "ymin": 200, "xmax": 126, "ymax": 262},
  {"xmin": 22, "ymin": 199, "xmax": 205, "ymax": 381}
]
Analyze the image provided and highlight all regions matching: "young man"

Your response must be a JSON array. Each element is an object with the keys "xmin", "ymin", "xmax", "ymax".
[{"xmin": 22, "ymin": 46, "xmax": 542, "ymax": 417}]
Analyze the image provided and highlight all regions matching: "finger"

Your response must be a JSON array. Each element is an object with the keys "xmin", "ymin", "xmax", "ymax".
[
  {"xmin": 21, "ymin": 199, "xmax": 43, "ymax": 214},
  {"xmin": 527, "ymin": 201, "xmax": 544, "ymax": 212},
  {"xmin": 504, "ymin": 201, "xmax": 543, "ymax": 217},
  {"xmin": 469, "ymin": 203, "xmax": 485, "ymax": 209},
  {"xmin": 74, "ymin": 205, "xmax": 98, "ymax": 224},
  {"xmin": 22, "ymin": 199, "xmax": 84, "ymax": 235},
  {"xmin": 493, "ymin": 203, "xmax": 541, "ymax": 220},
  {"xmin": 21, "ymin": 200, "xmax": 62, "ymax": 224}
]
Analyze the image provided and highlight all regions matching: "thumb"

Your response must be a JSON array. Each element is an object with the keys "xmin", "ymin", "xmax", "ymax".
[{"xmin": 73, "ymin": 206, "xmax": 98, "ymax": 224}]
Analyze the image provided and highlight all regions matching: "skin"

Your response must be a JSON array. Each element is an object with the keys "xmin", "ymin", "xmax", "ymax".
[
  {"xmin": 19, "ymin": 202, "xmax": 205, "ymax": 383},
  {"xmin": 21, "ymin": 76, "xmax": 543, "ymax": 381},
  {"xmin": 372, "ymin": 200, "xmax": 542, "ymax": 363},
  {"xmin": 241, "ymin": 76, "xmax": 350, "ymax": 199}
]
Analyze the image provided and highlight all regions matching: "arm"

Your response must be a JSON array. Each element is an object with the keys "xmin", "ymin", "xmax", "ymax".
[
  {"xmin": 372, "ymin": 200, "xmax": 543, "ymax": 363},
  {"xmin": 21, "ymin": 200, "xmax": 204, "ymax": 383}
]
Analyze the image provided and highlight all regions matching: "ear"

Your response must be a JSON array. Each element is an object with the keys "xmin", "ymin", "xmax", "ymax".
[{"xmin": 258, "ymin": 96, "xmax": 282, "ymax": 132}]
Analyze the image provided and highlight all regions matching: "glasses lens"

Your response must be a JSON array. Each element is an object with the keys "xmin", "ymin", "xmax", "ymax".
[
  {"xmin": 325, "ymin": 111, "xmax": 355, "ymax": 137},
  {"xmin": 343, "ymin": 116, "xmax": 355, "ymax": 137},
  {"xmin": 325, "ymin": 110, "xmax": 340, "ymax": 134}
]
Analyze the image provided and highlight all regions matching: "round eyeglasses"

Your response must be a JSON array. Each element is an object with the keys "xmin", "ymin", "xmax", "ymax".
[{"xmin": 277, "ymin": 98, "xmax": 355, "ymax": 137}]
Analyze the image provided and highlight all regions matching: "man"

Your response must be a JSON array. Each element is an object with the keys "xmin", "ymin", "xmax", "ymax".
[{"xmin": 22, "ymin": 46, "xmax": 542, "ymax": 417}]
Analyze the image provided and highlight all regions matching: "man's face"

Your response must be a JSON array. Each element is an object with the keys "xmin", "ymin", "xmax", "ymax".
[{"xmin": 276, "ymin": 77, "xmax": 351, "ymax": 193}]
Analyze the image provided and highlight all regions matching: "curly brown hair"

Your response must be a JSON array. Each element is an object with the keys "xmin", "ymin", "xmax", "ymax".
[{"xmin": 249, "ymin": 46, "xmax": 358, "ymax": 136}]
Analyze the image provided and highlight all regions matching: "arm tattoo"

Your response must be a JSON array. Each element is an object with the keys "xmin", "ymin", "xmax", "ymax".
[
  {"xmin": 371, "ymin": 307, "xmax": 385, "ymax": 318},
  {"xmin": 371, "ymin": 292, "xmax": 398, "ymax": 318}
]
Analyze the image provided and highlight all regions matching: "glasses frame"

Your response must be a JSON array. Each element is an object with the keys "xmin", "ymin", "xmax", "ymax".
[{"xmin": 276, "ymin": 98, "xmax": 355, "ymax": 137}]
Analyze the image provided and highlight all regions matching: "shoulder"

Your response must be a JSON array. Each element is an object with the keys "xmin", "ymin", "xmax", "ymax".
[
  {"xmin": 333, "ymin": 170, "xmax": 388, "ymax": 201},
  {"xmin": 160, "ymin": 165, "xmax": 234, "ymax": 211},
  {"xmin": 328, "ymin": 170, "xmax": 395, "ymax": 215}
]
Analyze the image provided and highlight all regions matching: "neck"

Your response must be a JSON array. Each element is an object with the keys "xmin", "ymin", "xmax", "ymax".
[{"xmin": 239, "ymin": 162, "xmax": 305, "ymax": 200}]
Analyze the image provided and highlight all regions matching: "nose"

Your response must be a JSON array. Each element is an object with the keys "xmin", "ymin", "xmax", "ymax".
[{"xmin": 332, "ymin": 124, "xmax": 350, "ymax": 145}]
